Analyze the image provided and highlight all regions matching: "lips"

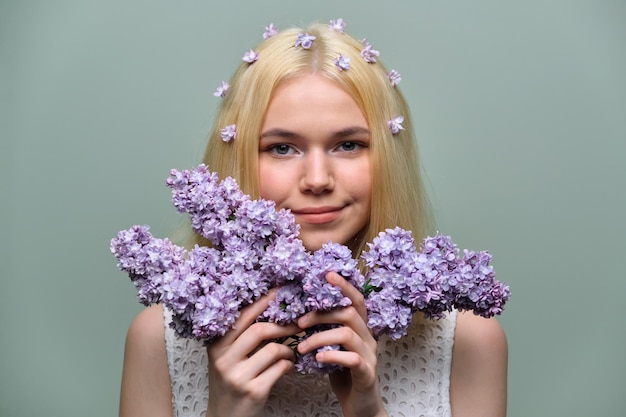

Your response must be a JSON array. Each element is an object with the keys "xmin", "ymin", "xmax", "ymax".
[{"xmin": 291, "ymin": 206, "xmax": 343, "ymax": 224}]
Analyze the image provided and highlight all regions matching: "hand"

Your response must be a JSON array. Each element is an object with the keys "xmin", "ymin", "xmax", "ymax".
[
  {"xmin": 206, "ymin": 290, "xmax": 301, "ymax": 417},
  {"xmin": 296, "ymin": 272, "xmax": 389, "ymax": 417}
]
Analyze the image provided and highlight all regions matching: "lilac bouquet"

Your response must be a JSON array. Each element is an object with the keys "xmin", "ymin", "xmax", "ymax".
[{"xmin": 111, "ymin": 164, "xmax": 510, "ymax": 374}]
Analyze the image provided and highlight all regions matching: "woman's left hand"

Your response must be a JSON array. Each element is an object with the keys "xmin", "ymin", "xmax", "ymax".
[{"xmin": 296, "ymin": 272, "xmax": 389, "ymax": 417}]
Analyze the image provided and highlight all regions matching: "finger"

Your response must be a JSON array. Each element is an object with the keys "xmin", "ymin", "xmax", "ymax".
[
  {"xmin": 240, "ymin": 340, "xmax": 296, "ymax": 381},
  {"xmin": 234, "ymin": 322, "xmax": 301, "ymax": 360},
  {"xmin": 217, "ymin": 289, "xmax": 277, "ymax": 346},
  {"xmin": 298, "ymin": 306, "xmax": 370, "ymax": 341},
  {"xmin": 323, "ymin": 349, "xmax": 379, "ymax": 394},
  {"xmin": 248, "ymin": 358, "xmax": 295, "ymax": 397},
  {"xmin": 297, "ymin": 324, "xmax": 375, "ymax": 361},
  {"xmin": 210, "ymin": 321, "xmax": 300, "ymax": 378},
  {"xmin": 325, "ymin": 272, "xmax": 368, "ymax": 322},
  {"xmin": 316, "ymin": 348, "xmax": 367, "ymax": 372}
]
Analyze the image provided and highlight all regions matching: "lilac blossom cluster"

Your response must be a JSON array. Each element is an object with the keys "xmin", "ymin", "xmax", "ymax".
[
  {"xmin": 111, "ymin": 164, "xmax": 510, "ymax": 374},
  {"xmin": 362, "ymin": 228, "xmax": 510, "ymax": 340}
]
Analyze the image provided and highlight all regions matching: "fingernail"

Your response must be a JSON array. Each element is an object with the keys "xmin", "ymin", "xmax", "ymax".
[{"xmin": 297, "ymin": 340, "xmax": 307, "ymax": 353}]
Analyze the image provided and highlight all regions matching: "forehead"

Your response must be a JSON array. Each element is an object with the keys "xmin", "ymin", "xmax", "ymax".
[
  {"xmin": 271, "ymin": 73, "xmax": 349, "ymax": 102},
  {"xmin": 263, "ymin": 74, "xmax": 367, "ymax": 129}
]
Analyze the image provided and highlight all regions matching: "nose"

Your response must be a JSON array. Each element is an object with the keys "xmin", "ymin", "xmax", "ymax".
[{"xmin": 300, "ymin": 150, "xmax": 334, "ymax": 194}]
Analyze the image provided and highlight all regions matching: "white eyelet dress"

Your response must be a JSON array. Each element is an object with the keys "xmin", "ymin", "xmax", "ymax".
[{"xmin": 163, "ymin": 307, "xmax": 457, "ymax": 417}]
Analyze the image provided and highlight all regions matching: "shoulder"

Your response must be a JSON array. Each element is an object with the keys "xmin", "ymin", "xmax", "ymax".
[
  {"xmin": 454, "ymin": 311, "xmax": 508, "ymax": 357},
  {"xmin": 449, "ymin": 312, "xmax": 508, "ymax": 417},
  {"xmin": 120, "ymin": 304, "xmax": 173, "ymax": 417},
  {"xmin": 125, "ymin": 303, "xmax": 168, "ymax": 351}
]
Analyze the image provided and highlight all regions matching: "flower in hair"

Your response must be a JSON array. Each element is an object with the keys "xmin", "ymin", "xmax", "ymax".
[
  {"xmin": 361, "ymin": 42, "xmax": 380, "ymax": 63},
  {"xmin": 334, "ymin": 55, "xmax": 351, "ymax": 71},
  {"xmin": 213, "ymin": 81, "xmax": 230, "ymax": 98},
  {"xmin": 388, "ymin": 70, "xmax": 401, "ymax": 87},
  {"xmin": 263, "ymin": 23, "xmax": 279, "ymax": 39},
  {"xmin": 329, "ymin": 18, "xmax": 346, "ymax": 33},
  {"xmin": 388, "ymin": 116, "xmax": 405, "ymax": 135},
  {"xmin": 295, "ymin": 33, "xmax": 316, "ymax": 49},
  {"xmin": 242, "ymin": 49, "xmax": 259, "ymax": 63},
  {"xmin": 220, "ymin": 124, "xmax": 236, "ymax": 142}
]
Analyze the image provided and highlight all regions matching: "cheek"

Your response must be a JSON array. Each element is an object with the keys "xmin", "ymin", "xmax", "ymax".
[
  {"xmin": 351, "ymin": 162, "xmax": 372, "ymax": 200},
  {"xmin": 258, "ymin": 163, "xmax": 284, "ymax": 201}
]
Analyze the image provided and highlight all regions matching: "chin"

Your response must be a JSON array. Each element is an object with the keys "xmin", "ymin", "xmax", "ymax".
[
  {"xmin": 301, "ymin": 237, "xmax": 332, "ymax": 252},
  {"xmin": 301, "ymin": 235, "xmax": 350, "ymax": 252},
  {"xmin": 302, "ymin": 241, "xmax": 325, "ymax": 252}
]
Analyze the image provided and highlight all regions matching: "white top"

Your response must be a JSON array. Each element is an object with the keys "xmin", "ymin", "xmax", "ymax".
[{"xmin": 163, "ymin": 307, "xmax": 457, "ymax": 417}]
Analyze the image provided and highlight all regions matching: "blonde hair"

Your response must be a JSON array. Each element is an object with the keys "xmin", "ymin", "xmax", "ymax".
[{"xmin": 195, "ymin": 22, "xmax": 432, "ymax": 254}]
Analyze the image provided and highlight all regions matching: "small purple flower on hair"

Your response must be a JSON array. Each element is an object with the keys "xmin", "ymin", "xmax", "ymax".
[
  {"xmin": 263, "ymin": 23, "xmax": 279, "ymax": 39},
  {"xmin": 388, "ymin": 70, "xmax": 401, "ymax": 87},
  {"xmin": 213, "ymin": 81, "xmax": 230, "ymax": 98},
  {"xmin": 361, "ymin": 42, "xmax": 380, "ymax": 63},
  {"xmin": 334, "ymin": 55, "xmax": 351, "ymax": 71},
  {"xmin": 329, "ymin": 18, "xmax": 346, "ymax": 33},
  {"xmin": 242, "ymin": 49, "xmax": 259, "ymax": 63},
  {"xmin": 295, "ymin": 33, "xmax": 316, "ymax": 49},
  {"xmin": 388, "ymin": 116, "xmax": 405, "ymax": 135},
  {"xmin": 220, "ymin": 124, "xmax": 236, "ymax": 142}
]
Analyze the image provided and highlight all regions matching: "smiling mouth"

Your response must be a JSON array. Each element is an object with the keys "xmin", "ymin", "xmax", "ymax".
[{"xmin": 292, "ymin": 206, "xmax": 343, "ymax": 224}]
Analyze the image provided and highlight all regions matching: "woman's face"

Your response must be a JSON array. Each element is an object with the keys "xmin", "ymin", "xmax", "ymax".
[{"xmin": 259, "ymin": 74, "xmax": 372, "ymax": 251}]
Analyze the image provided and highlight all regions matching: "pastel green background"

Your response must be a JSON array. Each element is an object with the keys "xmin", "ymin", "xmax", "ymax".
[{"xmin": 2, "ymin": 1, "xmax": 625, "ymax": 416}]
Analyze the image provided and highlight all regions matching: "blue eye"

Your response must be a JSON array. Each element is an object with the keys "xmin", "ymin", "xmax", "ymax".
[
  {"xmin": 338, "ymin": 141, "xmax": 365, "ymax": 152},
  {"xmin": 272, "ymin": 144, "xmax": 292, "ymax": 155},
  {"xmin": 341, "ymin": 142, "xmax": 357, "ymax": 151}
]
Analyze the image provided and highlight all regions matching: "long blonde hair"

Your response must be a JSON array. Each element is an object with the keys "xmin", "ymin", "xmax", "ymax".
[{"xmin": 194, "ymin": 22, "xmax": 432, "ymax": 254}]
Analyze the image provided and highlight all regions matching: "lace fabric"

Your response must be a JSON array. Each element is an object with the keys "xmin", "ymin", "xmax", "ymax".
[{"xmin": 163, "ymin": 306, "xmax": 457, "ymax": 417}]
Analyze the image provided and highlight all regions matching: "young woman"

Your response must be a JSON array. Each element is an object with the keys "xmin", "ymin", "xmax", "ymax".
[{"xmin": 119, "ymin": 21, "xmax": 507, "ymax": 417}]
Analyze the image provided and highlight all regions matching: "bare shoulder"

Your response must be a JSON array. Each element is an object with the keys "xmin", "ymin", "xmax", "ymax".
[
  {"xmin": 454, "ymin": 312, "xmax": 508, "ymax": 357},
  {"xmin": 125, "ymin": 303, "xmax": 169, "ymax": 351},
  {"xmin": 450, "ymin": 312, "xmax": 508, "ymax": 417},
  {"xmin": 120, "ymin": 304, "xmax": 173, "ymax": 417}
]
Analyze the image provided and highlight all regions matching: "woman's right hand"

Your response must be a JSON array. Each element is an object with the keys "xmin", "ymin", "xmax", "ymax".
[{"xmin": 206, "ymin": 290, "xmax": 301, "ymax": 417}]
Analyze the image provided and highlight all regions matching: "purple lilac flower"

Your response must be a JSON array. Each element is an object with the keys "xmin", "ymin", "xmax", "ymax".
[
  {"xmin": 220, "ymin": 124, "xmax": 237, "ymax": 142},
  {"xmin": 242, "ymin": 49, "xmax": 259, "ymax": 63},
  {"xmin": 453, "ymin": 250, "xmax": 510, "ymax": 317},
  {"xmin": 262, "ymin": 283, "xmax": 306, "ymax": 325},
  {"xmin": 213, "ymin": 80, "xmax": 229, "ymax": 98},
  {"xmin": 236, "ymin": 199, "xmax": 282, "ymax": 242},
  {"xmin": 192, "ymin": 285, "xmax": 241, "ymax": 340},
  {"xmin": 334, "ymin": 54, "xmax": 351, "ymax": 71},
  {"xmin": 295, "ymin": 33, "xmax": 316, "ymax": 49},
  {"xmin": 362, "ymin": 228, "xmax": 418, "ymax": 337},
  {"xmin": 388, "ymin": 70, "xmax": 401, "ymax": 86},
  {"xmin": 387, "ymin": 116, "xmax": 405, "ymax": 135},
  {"xmin": 360, "ymin": 42, "xmax": 380, "ymax": 63},
  {"xmin": 167, "ymin": 166, "xmax": 231, "ymax": 243},
  {"xmin": 402, "ymin": 234, "xmax": 458, "ymax": 319},
  {"xmin": 263, "ymin": 23, "xmax": 279, "ymax": 39},
  {"xmin": 260, "ymin": 234, "xmax": 311, "ymax": 286},
  {"xmin": 159, "ymin": 266, "xmax": 200, "ymax": 315},
  {"xmin": 110, "ymin": 225, "xmax": 186, "ymax": 305},
  {"xmin": 362, "ymin": 227, "xmax": 417, "ymax": 272},
  {"xmin": 220, "ymin": 265, "xmax": 267, "ymax": 306},
  {"xmin": 366, "ymin": 287, "xmax": 413, "ymax": 340},
  {"xmin": 329, "ymin": 18, "xmax": 346, "ymax": 33},
  {"xmin": 304, "ymin": 242, "xmax": 363, "ymax": 311}
]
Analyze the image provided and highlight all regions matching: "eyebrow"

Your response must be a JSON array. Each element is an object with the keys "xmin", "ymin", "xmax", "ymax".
[{"xmin": 259, "ymin": 126, "xmax": 370, "ymax": 140}]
